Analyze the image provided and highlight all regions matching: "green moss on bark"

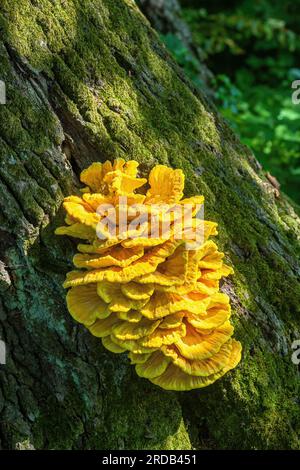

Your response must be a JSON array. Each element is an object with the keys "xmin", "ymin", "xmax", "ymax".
[{"xmin": 0, "ymin": 0, "xmax": 299, "ymax": 450}]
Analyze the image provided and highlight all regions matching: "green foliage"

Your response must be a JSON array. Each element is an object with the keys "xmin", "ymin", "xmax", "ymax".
[
  {"xmin": 212, "ymin": 70, "xmax": 300, "ymax": 202},
  {"xmin": 160, "ymin": 33, "xmax": 205, "ymax": 88},
  {"xmin": 165, "ymin": 1, "xmax": 300, "ymax": 203}
]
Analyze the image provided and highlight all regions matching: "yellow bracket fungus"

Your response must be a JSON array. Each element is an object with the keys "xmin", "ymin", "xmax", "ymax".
[{"xmin": 56, "ymin": 159, "xmax": 242, "ymax": 391}]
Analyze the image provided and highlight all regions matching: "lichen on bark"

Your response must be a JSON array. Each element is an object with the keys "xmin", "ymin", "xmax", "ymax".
[{"xmin": 0, "ymin": 0, "xmax": 299, "ymax": 450}]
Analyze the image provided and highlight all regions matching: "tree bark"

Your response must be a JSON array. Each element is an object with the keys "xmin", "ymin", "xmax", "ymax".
[
  {"xmin": 0, "ymin": 0, "xmax": 299, "ymax": 450},
  {"xmin": 137, "ymin": 0, "xmax": 214, "ymax": 97}
]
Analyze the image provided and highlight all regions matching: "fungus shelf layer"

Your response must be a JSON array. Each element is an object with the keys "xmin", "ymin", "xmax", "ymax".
[{"xmin": 56, "ymin": 159, "xmax": 241, "ymax": 391}]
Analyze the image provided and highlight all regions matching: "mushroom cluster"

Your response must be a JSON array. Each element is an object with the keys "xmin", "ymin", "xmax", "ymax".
[{"xmin": 56, "ymin": 159, "xmax": 241, "ymax": 390}]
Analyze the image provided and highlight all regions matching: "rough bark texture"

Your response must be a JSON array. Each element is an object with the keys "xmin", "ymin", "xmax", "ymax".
[
  {"xmin": 137, "ymin": 0, "xmax": 214, "ymax": 97},
  {"xmin": 0, "ymin": 0, "xmax": 299, "ymax": 450}
]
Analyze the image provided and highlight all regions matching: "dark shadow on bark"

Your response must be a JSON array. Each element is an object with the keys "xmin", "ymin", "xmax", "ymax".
[{"xmin": 0, "ymin": 0, "xmax": 299, "ymax": 450}]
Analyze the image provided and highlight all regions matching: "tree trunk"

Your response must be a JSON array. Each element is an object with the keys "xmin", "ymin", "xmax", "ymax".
[
  {"xmin": 0, "ymin": 0, "xmax": 299, "ymax": 450},
  {"xmin": 137, "ymin": 0, "xmax": 214, "ymax": 97}
]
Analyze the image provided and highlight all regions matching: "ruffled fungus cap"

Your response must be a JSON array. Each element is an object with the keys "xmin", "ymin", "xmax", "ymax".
[{"xmin": 56, "ymin": 159, "xmax": 241, "ymax": 391}]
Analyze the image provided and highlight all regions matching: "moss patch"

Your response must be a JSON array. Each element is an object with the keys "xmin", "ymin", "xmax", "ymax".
[{"xmin": 0, "ymin": 0, "xmax": 299, "ymax": 450}]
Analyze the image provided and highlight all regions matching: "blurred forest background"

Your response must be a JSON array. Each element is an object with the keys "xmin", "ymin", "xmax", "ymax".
[{"xmin": 140, "ymin": 0, "xmax": 300, "ymax": 204}]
